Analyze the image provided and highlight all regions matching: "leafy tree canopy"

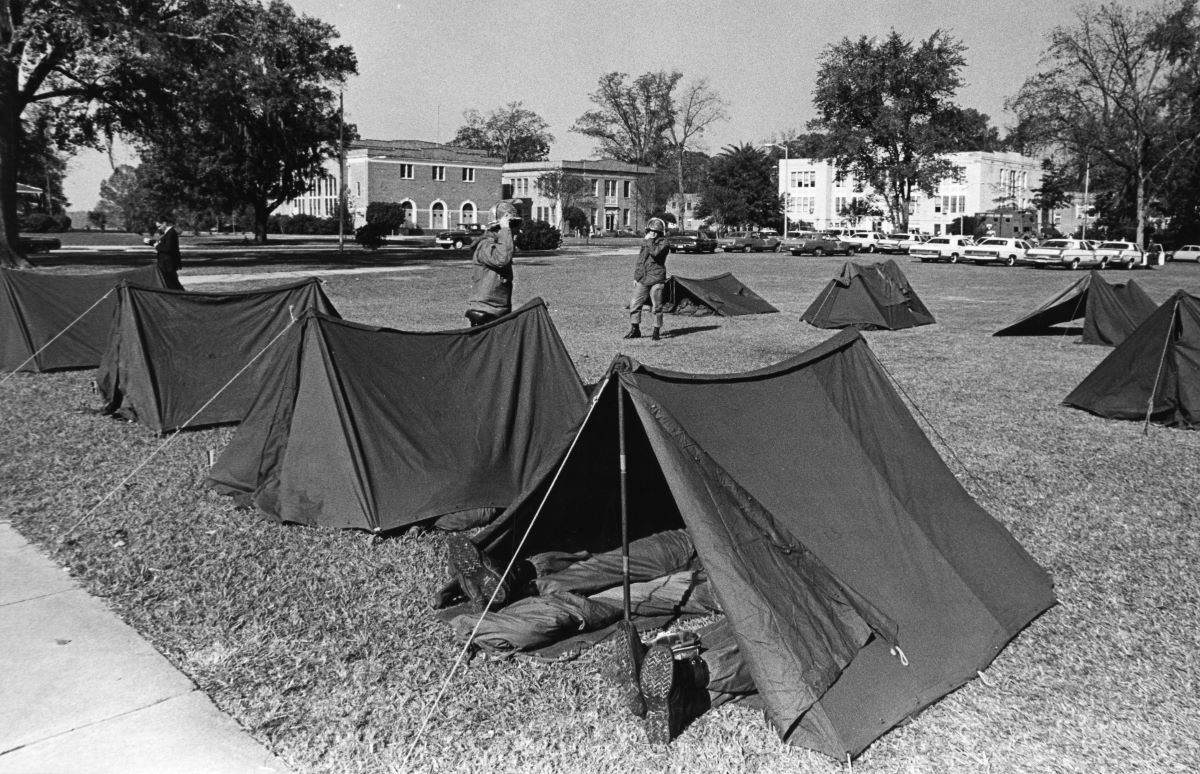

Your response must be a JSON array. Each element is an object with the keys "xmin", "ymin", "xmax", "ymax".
[
  {"xmin": 695, "ymin": 143, "xmax": 777, "ymax": 228},
  {"xmin": 449, "ymin": 102, "xmax": 553, "ymax": 163},
  {"xmin": 571, "ymin": 70, "xmax": 681, "ymax": 166},
  {"xmin": 809, "ymin": 29, "xmax": 978, "ymax": 231}
]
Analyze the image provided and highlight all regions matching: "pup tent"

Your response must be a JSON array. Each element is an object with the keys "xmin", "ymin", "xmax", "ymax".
[
  {"xmin": 207, "ymin": 298, "xmax": 588, "ymax": 532},
  {"xmin": 96, "ymin": 278, "xmax": 338, "ymax": 433},
  {"xmin": 801, "ymin": 259, "xmax": 935, "ymax": 331},
  {"xmin": 993, "ymin": 271, "xmax": 1158, "ymax": 345},
  {"xmin": 1, "ymin": 266, "xmax": 169, "ymax": 373},
  {"xmin": 452, "ymin": 329, "xmax": 1055, "ymax": 759},
  {"xmin": 662, "ymin": 273, "xmax": 779, "ymax": 316},
  {"xmin": 1064, "ymin": 290, "xmax": 1200, "ymax": 429}
]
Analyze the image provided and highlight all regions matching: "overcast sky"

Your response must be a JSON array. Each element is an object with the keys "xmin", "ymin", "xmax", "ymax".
[{"xmin": 62, "ymin": 0, "xmax": 1101, "ymax": 210}]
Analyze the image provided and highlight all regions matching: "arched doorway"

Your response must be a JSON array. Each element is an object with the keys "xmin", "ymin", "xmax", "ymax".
[
  {"xmin": 431, "ymin": 201, "xmax": 446, "ymax": 230},
  {"xmin": 461, "ymin": 202, "xmax": 476, "ymax": 225},
  {"xmin": 399, "ymin": 200, "xmax": 414, "ymax": 231}
]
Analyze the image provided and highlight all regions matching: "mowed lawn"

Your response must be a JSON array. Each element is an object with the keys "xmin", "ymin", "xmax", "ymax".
[{"xmin": 5, "ymin": 244, "xmax": 1200, "ymax": 774}]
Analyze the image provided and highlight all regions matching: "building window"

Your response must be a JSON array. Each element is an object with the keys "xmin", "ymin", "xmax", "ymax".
[
  {"xmin": 604, "ymin": 180, "xmax": 618, "ymax": 197},
  {"xmin": 623, "ymin": 180, "xmax": 631, "ymax": 198},
  {"xmin": 790, "ymin": 170, "xmax": 816, "ymax": 188},
  {"xmin": 592, "ymin": 179, "xmax": 599, "ymax": 196},
  {"xmin": 623, "ymin": 209, "xmax": 630, "ymax": 226},
  {"xmin": 432, "ymin": 166, "xmax": 446, "ymax": 181},
  {"xmin": 355, "ymin": 182, "xmax": 361, "ymax": 197},
  {"xmin": 399, "ymin": 164, "xmax": 413, "ymax": 179},
  {"xmin": 462, "ymin": 167, "xmax": 475, "ymax": 183}
]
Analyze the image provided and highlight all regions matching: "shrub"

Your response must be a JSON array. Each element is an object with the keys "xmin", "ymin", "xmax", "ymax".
[
  {"xmin": 20, "ymin": 213, "xmax": 58, "ymax": 232},
  {"xmin": 365, "ymin": 202, "xmax": 410, "ymax": 233},
  {"xmin": 355, "ymin": 222, "xmax": 388, "ymax": 250},
  {"xmin": 516, "ymin": 220, "xmax": 561, "ymax": 251}
]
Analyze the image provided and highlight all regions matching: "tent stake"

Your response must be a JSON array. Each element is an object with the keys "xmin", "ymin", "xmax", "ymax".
[{"xmin": 617, "ymin": 380, "xmax": 631, "ymax": 621}]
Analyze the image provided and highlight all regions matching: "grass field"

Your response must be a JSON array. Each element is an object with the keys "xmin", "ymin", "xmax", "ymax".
[{"xmin": 4, "ymin": 245, "xmax": 1199, "ymax": 773}]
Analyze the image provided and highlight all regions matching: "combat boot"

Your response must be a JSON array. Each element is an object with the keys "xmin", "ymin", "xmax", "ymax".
[{"xmin": 623, "ymin": 324, "xmax": 641, "ymax": 339}]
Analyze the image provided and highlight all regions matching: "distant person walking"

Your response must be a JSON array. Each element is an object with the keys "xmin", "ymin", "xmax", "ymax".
[
  {"xmin": 624, "ymin": 217, "xmax": 669, "ymax": 340},
  {"xmin": 143, "ymin": 217, "xmax": 184, "ymax": 290},
  {"xmin": 465, "ymin": 201, "xmax": 522, "ymax": 327}
]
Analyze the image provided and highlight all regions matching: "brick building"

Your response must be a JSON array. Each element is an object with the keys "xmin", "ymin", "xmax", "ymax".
[
  {"xmin": 502, "ymin": 159, "xmax": 655, "ymax": 232},
  {"xmin": 282, "ymin": 139, "xmax": 504, "ymax": 230}
]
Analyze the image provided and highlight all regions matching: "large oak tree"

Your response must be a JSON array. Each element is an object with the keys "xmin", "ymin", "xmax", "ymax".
[{"xmin": 809, "ymin": 30, "xmax": 983, "ymax": 232}]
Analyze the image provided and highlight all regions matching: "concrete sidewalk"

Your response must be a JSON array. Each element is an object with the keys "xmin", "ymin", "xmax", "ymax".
[{"xmin": 0, "ymin": 521, "xmax": 292, "ymax": 774}]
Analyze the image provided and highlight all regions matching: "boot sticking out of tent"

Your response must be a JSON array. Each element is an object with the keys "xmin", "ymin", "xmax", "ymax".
[{"xmin": 445, "ymin": 535, "xmax": 510, "ymax": 612}]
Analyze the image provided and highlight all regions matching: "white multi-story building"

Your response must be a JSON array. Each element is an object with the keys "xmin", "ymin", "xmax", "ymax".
[{"xmin": 777, "ymin": 151, "xmax": 1045, "ymax": 236}]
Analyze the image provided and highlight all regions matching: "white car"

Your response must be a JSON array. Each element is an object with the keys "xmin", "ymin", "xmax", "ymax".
[
  {"xmin": 1023, "ymin": 239, "xmax": 1101, "ymax": 270},
  {"xmin": 1093, "ymin": 241, "xmax": 1146, "ymax": 269},
  {"xmin": 964, "ymin": 238, "xmax": 1033, "ymax": 267},
  {"xmin": 844, "ymin": 231, "xmax": 889, "ymax": 253},
  {"xmin": 878, "ymin": 233, "xmax": 924, "ymax": 254},
  {"xmin": 1170, "ymin": 244, "xmax": 1200, "ymax": 262},
  {"xmin": 909, "ymin": 235, "xmax": 975, "ymax": 263}
]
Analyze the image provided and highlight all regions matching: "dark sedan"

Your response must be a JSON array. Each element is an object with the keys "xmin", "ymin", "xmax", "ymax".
[
  {"xmin": 434, "ymin": 223, "xmax": 486, "ymax": 249},
  {"xmin": 667, "ymin": 229, "xmax": 718, "ymax": 253},
  {"xmin": 789, "ymin": 234, "xmax": 856, "ymax": 257}
]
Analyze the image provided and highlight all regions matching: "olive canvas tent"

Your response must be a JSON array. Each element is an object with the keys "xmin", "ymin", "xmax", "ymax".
[
  {"xmin": 461, "ymin": 330, "xmax": 1054, "ymax": 759},
  {"xmin": 662, "ymin": 273, "xmax": 779, "ymax": 316},
  {"xmin": 96, "ymin": 278, "xmax": 339, "ymax": 433},
  {"xmin": 993, "ymin": 271, "xmax": 1158, "ymax": 346},
  {"xmin": 1064, "ymin": 290, "xmax": 1200, "ymax": 429},
  {"xmin": 1, "ymin": 266, "xmax": 169, "ymax": 373},
  {"xmin": 207, "ymin": 298, "xmax": 588, "ymax": 532},
  {"xmin": 801, "ymin": 260, "xmax": 935, "ymax": 330}
]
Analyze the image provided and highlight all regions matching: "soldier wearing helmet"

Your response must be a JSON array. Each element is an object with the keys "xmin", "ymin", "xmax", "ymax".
[
  {"xmin": 465, "ymin": 200, "xmax": 522, "ymax": 327},
  {"xmin": 624, "ymin": 217, "xmax": 670, "ymax": 340}
]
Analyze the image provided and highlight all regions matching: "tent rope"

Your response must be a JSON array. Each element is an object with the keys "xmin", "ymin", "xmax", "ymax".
[
  {"xmin": 402, "ymin": 376, "xmax": 612, "ymax": 763},
  {"xmin": 864, "ymin": 346, "xmax": 1004, "ymax": 508},
  {"xmin": 1143, "ymin": 300, "xmax": 1178, "ymax": 435},
  {"xmin": 0, "ymin": 288, "xmax": 114, "ymax": 385},
  {"xmin": 58, "ymin": 312, "xmax": 301, "ymax": 540}
]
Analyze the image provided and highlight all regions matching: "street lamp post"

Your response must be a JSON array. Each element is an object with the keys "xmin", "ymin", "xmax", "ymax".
[{"xmin": 761, "ymin": 139, "xmax": 795, "ymax": 235}]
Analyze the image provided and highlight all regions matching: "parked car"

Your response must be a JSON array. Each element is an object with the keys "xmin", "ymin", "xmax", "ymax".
[
  {"xmin": 789, "ymin": 234, "xmax": 856, "ymax": 257},
  {"xmin": 909, "ymin": 235, "xmax": 976, "ymax": 263},
  {"xmin": 1093, "ymin": 241, "xmax": 1146, "ymax": 269},
  {"xmin": 1023, "ymin": 239, "xmax": 1101, "ymax": 270},
  {"xmin": 434, "ymin": 223, "xmax": 486, "ymax": 249},
  {"xmin": 18, "ymin": 236, "xmax": 60, "ymax": 253},
  {"xmin": 964, "ymin": 238, "xmax": 1033, "ymax": 267},
  {"xmin": 720, "ymin": 231, "xmax": 782, "ymax": 253},
  {"xmin": 879, "ymin": 233, "xmax": 924, "ymax": 254},
  {"xmin": 843, "ymin": 231, "xmax": 889, "ymax": 253},
  {"xmin": 1169, "ymin": 244, "xmax": 1200, "ymax": 262},
  {"xmin": 667, "ymin": 229, "xmax": 718, "ymax": 253}
]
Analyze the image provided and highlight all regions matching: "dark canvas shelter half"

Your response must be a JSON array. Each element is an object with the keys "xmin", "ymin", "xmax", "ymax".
[
  {"xmin": 993, "ymin": 271, "xmax": 1158, "ymax": 345},
  {"xmin": 96, "ymin": 278, "xmax": 339, "ymax": 433},
  {"xmin": 207, "ymin": 298, "xmax": 588, "ymax": 532},
  {"xmin": 1, "ymin": 266, "xmax": 168, "ymax": 372},
  {"xmin": 663, "ymin": 273, "xmax": 779, "ymax": 316},
  {"xmin": 801, "ymin": 259, "xmax": 935, "ymax": 330},
  {"xmin": 1064, "ymin": 290, "xmax": 1200, "ymax": 429},
  {"xmin": 466, "ymin": 330, "xmax": 1054, "ymax": 759}
]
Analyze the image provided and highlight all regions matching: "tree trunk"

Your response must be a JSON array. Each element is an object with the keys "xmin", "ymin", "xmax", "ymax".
[
  {"xmin": 1135, "ymin": 165, "xmax": 1146, "ymax": 248},
  {"xmin": 0, "ymin": 57, "xmax": 31, "ymax": 269},
  {"xmin": 253, "ymin": 198, "xmax": 269, "ymax": 244}
]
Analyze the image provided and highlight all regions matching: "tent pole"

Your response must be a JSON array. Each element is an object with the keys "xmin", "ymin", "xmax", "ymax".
[
  {"xmin": 1143, "ymin": 301, "xmax": 1178, "ymax": 435},
  {"xmin": 617, "ymin": 379, "xmax": 631, "ymax": 621}
]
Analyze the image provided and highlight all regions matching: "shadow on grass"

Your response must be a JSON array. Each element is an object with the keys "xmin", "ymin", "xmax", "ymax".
[{"xmin": 661, "ymin": 325, "xmax": 720, "ymax": 338}]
